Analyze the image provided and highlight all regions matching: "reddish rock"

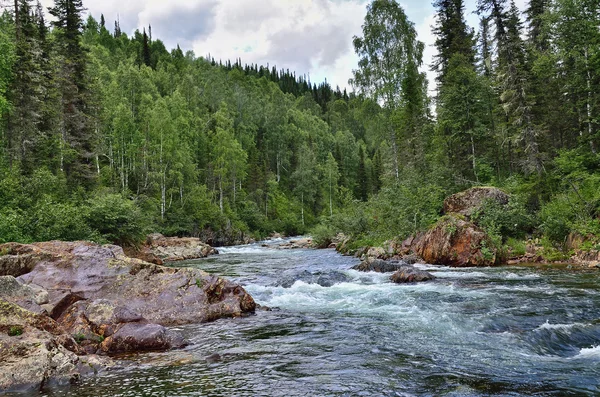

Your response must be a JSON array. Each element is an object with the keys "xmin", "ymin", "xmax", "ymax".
[
  {"xmin": 8, "ymin": 241, "xmax": 255, "ymax": 326},
  {"xmin": 100, "ymin": 323, "xmax": 185, "ymax": 354},
  {"xmin": 0, "ymin": 299, "xmax": 110, "ymax": 394},
  {"xmin": 443, "ymin": 187, "xmax": 509, "ymax": 218},
  {"xmin": 413, "ymin": 215, "xmax": 497, "ymax": 267}
]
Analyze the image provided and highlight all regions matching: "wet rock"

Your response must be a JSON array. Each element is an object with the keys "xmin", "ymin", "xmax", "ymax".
[
  {"xmin": 11, "ymin": 241, "xmax": 255, "ymax": 326},
  {"xmin": 100, "ymin": 323, "xmax": 185, "ymax": 354},
  {"xmin": 412, "ymin": 214, "xmax": 497, "ymax": 267},
  {"xmin": 390, "ymin": 267, "xmax": 435, "ymax": 283},
  {"xmin": 443, "ymin": 187, "xmax": 509, "ymax": 218},
  {"xmin": 352, "ymin": 259, "xmax": 408, "ymax": 273},
  {"xmin": 0, "ymin": 299, "xmax": 108, "ymax": 394},
  {"xmin": 277, "ymin": 269, "xmax": 351, "ymax": 288},
  {"xmin": 401, "ymin": 254, "xmax": 422, "ymax": 265}
]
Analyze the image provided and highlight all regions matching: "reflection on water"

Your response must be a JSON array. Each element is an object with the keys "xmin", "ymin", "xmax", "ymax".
[{"xmin": 43, "ymin": 241, "xmax": 600, "ymax": 396}]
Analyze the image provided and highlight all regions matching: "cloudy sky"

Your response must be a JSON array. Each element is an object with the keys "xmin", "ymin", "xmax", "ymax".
[{"xmin": 37, "ymin": 0, "xmax": 527, "ymax": 91}]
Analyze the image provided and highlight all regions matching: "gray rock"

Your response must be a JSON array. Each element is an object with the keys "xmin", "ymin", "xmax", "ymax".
[
  {"xmin": 352, "ymin": 259, "xmax": 408, "ymax": 273},
  {"xmin": 390, "ymin": 267, "xmax": 435, "ymax": 283}
]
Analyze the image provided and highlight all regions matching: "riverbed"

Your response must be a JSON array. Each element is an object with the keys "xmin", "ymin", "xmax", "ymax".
[{"xmin": 44, "ymin": 240, "xmax": 600, "ymax": 396}]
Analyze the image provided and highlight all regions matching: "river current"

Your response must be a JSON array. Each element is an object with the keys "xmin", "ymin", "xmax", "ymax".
[{"xmin": 46, "ymin": 239, "xmax": 600, "ymax": 396}]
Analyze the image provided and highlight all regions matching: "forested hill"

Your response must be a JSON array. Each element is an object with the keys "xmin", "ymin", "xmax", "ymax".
[{"xmin": 0, "ymin": 0, "xmax": 599, "ymax": 256}]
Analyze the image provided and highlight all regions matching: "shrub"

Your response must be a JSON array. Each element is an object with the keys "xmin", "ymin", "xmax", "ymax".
[
  {"xmin": 86, "ymin": 193, "xmax": 149, "ymax": 245},
  {"xmin": 30, "ymin": 199, "xmax": 93, "ymax": 242},
  {"xmin": 471, "ymin": 197, "xmax": 534, "ymax": 242},
  {"xmin": 0, "ymin": 208, "xmax": 30, "ymax": 243}
]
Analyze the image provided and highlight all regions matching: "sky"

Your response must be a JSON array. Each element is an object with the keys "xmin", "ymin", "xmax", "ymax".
[{"xmin": 35, "ymin": 0, "xmax": 527, "ymax": 92}]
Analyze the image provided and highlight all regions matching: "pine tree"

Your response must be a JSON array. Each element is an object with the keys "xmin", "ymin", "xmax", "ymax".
[
  {"xmin": 49, "ymin": 0, "xmax": 97, "ymax": 187},
  {"xmin": 142, "ymin": 27, "xmax": 151, "ymax": 68},
  {"xmin": 356, "ymin": 145, "xmax": 368, "ymax": 201},
  {"xmin": 432, "ymin": 0, "xmax": 475, "ymax": 83},
  {"xmin": 8, "ymin": 0, "xmax": 44, "ymax": 173}
]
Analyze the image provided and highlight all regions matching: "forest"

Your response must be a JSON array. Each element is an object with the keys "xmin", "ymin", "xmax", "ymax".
[{"xmin": 0, "ymin": 0, "xmax": 598, "ymax": 259}]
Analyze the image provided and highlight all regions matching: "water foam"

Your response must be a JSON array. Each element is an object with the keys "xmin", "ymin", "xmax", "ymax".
[
  {"xmin": 218, "ymin": 246, "xmax": 274, "ymax": 255},
  {"xmin": 535, "ymin": 320, "xmax": 587, "ymax": 331},
  {"xmin": 574, "ymin": 345, "xmax": 600, "ymax": 359}
]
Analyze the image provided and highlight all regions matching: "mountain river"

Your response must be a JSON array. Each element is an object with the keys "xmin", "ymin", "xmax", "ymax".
[{"xmin": 44, "ymin": 239, "xmax": 600, "ymax": 396}]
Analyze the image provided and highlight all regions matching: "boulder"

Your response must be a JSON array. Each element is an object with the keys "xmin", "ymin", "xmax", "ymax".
[
  {"xmin": 0, "ymin": 275, "xmax": 48, "ymax": 313},
  {"xmin": 361, "ymin": 246, "xmax": 387, "ymax": 261},
  {"xmin": 130, "ymin": 233, "xmax": 219, "ymax": 264},
  {"xmin": 8, "ymin": 241, "xmax": 255, "ymax": 326},
  {"xmin": 352, "ymin": 259, "xmax": 408, "ymax": 273},
  {"xmin": 0, "ymin": 299, "xmax": 109, "ymax": 394},
  {"xmin": 277, "ymin": 270, "xmax": 352, "ymax": 288},
  {"xmin": 100, "ymin": 323, "xmax": 185, "ymax": 354},
  {"xmin": 0, "ymin": 240, "xmax": 255, "ymax": 392},
  {"xmin": 277, "ymin": 238, "xmax": 313, "ymax": 249},
  {"xmin": 390, "ymin": 267, "xmax": 435, "ymax": 283},
  {"xmin": 443, "ymin": 187, "xmax": 509, "ymax": 218},
  {"xmin": 412, "ymin": 215, "xmax": 497, "ymax": 267}
]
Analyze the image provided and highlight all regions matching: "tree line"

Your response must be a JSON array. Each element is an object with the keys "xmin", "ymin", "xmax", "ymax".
[{"xmin": 0, "ymin": 0, "xmax": 598, "ymax": 255}]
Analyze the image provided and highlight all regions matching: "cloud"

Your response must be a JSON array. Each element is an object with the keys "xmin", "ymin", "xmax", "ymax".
[
  {"xmin": 33, "ymin": 0, "xmax": 529, "ymax": 92},
  {"xmin": 138, "ymin": 1, "xmax": 218, "ymax": 49}
]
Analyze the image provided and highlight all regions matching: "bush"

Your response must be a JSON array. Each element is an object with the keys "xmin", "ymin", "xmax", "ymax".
[
  {"xmin": 310, "ymin": 222, "xmax": 336, "ymax": 248},
  {"xmin": 0, "ymin": 208, "xmax": 30, "ymax": 243},
  {"xmin": 30, "ymin": 199, "xmax": 93, "ymax": 242},
  {"xmin": 539, "ymin": 195, "xmax": 576, "ymax": 247},
  {"xmin": 86, "ymin": 193, "xmax": 149, "ymax": 245},
  {"xmin": 471, "ymin": 197, "xmax": 534, "ymax": 242}
]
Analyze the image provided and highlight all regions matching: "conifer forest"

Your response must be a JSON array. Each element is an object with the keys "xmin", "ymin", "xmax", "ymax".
[{"xmin": 0, "ymin": 0, "xmax": 599, "ymax": 258}]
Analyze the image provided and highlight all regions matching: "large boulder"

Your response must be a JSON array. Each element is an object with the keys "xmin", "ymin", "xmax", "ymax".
[
  {"xmin": 0, "ymin": 299, "xmax": 109, "ymax": 394},
  {"xmin": 0, "ymin": 241, "xmax": 255, "ymax": 392},
  {"xmin": 6, "ymin": 241, "xmax": 255, "ymax": 325},
  {"xmin": 443, "ymin": 187, "xmax": 509, "ymax": 218},
  {"xmin": 277, "ymin": 237, "xmax": 313, "ymax": 249},
  {"xmin": 413, "ymin": 215, "xmax": 497, "ymax": 267}
]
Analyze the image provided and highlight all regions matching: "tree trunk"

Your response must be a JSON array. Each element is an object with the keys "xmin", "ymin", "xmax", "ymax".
[{"xmin": 584, "ymin": 47, "xmax": 597, "ymax": 154}]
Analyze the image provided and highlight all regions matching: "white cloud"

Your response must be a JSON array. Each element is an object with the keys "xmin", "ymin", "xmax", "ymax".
[{"xmin": 32, "ymin": 0, "xmax": 530, "ymax": 92}]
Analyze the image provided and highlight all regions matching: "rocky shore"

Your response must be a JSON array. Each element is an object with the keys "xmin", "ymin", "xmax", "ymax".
[
  {"xmin": 0, "ymin": 240, "xmax": 255, "ymax": 393},
  {"xmin": 334, "ymin": 187, "xmax": 600, "ymax": 269}
]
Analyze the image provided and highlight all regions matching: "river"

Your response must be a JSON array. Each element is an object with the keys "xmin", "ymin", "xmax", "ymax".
[{"xmin": 45, "ymin": 239, "xmax": 600, "ymax": 396}]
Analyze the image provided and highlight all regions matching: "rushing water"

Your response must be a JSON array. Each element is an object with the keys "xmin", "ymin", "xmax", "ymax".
[{"xmin": 45, "ymin": 240, "xmax": 600, "ymax": 396}]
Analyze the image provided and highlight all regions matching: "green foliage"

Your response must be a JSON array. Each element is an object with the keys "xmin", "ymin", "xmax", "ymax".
[
  {"xmin": 73, "ymin": 332, "xmax": 85, "ymax": 344},
  {"xmin": 30, "ymin": 199, "xmax": 93, "ymax": 242},
  {"xmin": 0, "ymin": 1, "xmax": 599, "ymax": 253},
  {"xmin": 86, "ymin": 193, "xmax": 148, "ymax": 245},
  {"xmin": 505, "ymin": 238, "xmax": 527, "ymax": 256},
  {"xmin": 8, "ymin": 326, "xmax": 23, "ymax": 337},
  {"xmin": 0, "ymin": 208, "xmax": 29, "ymax": 243},
  {"xmin": 471, "ymin": 197, "xmax": 534, "ymax": 242},
  {"xmin": 310, "ymin": 222, "xmax": 336, "ymax": 249}
]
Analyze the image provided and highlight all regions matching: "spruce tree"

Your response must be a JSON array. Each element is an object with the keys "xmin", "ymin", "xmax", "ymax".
[
  {"xmin": 49, "ymin": 0, "xmax": 96, "ymax": 188},
  {"xmin": 142, "ymin": 28, "xmax": 151, "ymax": 68},
  {"xmin": 8, "ymin": 0, "xmax": 44, "ymax": 173}
]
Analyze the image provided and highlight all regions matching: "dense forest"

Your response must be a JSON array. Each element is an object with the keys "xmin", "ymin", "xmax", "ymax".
[{"xmin": 0, "ymin": 0, "xmax": 598, "ymax": 257}]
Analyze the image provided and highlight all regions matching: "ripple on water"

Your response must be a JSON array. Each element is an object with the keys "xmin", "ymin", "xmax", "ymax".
[{"xmin": 40, "ymin": 244, "xmax": 600, "ymax": 397}]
